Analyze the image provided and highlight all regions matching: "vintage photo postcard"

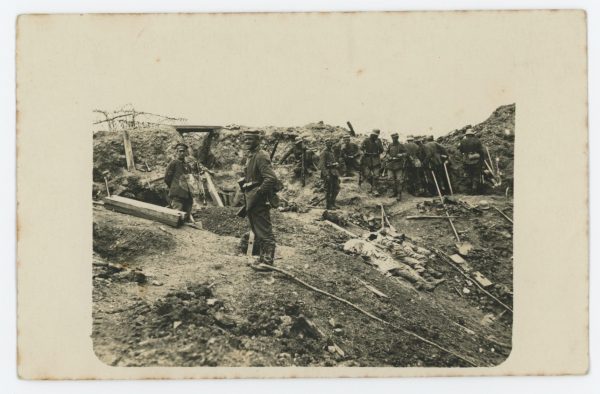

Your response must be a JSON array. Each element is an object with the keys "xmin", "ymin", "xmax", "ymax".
[{"xmin": 16, "ymin": 11, "xmax": 588, "ymax": 379}]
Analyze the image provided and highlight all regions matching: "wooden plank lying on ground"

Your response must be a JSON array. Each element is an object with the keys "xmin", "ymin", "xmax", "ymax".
[
  {"xmin": 203, "ymin": 173, "xmax": 224, "ymax": 207},
  {"xmin": 406, "ymin": 215, "xmax": 458, "ymax": 220},
  {"xmin": 323, "ymin": 220, "xmax": 357, "ymax": 238},
  {"xmin": 103, "ymin": 195, "xmax": 185, "ymax": 228}
]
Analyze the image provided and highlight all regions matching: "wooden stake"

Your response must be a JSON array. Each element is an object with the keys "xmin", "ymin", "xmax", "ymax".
[
  {"xmin": 122, "ymin": 129, "xmax": 135, "ymax": 171},
  {"xmin": 247, "ymin": 231, "xmax": 255, "ymax": 256}
]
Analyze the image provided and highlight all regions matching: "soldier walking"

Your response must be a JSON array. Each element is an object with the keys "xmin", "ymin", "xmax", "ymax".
[
  {"xmin": 360, "ymin": 129, "xmax": 384, "ymax": 195},
  {"xmin": 319, "ymin": 140, "xmax": 341, "ymax": 210},
  {"xmin": 386, "ymin": 133, "xmax": 408, "ymax": 200},
  {"xmin": 240, "ymin": 130, "xmax": 280, "ymax": 269},
  {"xmin": 458, "ymin": 128, "xmax": 485, "ymax": 194}
]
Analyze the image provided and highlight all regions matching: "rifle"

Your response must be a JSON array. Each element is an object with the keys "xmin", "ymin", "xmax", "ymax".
[{"xmin": 270, "ymin": 138, "xmax": 280, "ymax": 161}]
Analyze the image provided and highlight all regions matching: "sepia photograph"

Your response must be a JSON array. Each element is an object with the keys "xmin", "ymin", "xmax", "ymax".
[
  {"xmin": 14, "ymin": 9, "xmax": 589, "ymax": 381},
  {"xmin": 90, "ymin": 16, "xmax": 514, "ymax": 368}
]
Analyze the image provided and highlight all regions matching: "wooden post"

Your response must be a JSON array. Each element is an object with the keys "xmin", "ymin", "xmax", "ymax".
[
  {"xmin": 346, "ymin": 121, "xmax": 356, "ymax": 136},
  {"xmin": 122, "ymin": 129, "xmax": 135, "ymax": 171},
  {"xmin": 203, "ymin": 172, "xmax": 224, "ymax": 207}
]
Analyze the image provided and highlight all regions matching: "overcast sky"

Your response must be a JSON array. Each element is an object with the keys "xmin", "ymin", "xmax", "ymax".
[{"xmin": 83, "ymin": 13, "xmax": 517, "ymax": 137}]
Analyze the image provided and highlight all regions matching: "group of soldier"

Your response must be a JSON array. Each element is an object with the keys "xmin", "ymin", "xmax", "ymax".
[
  {"xmin": 164, "ymin": 127, "xmax": 486, "ymax": 270},
  {"xmin": 278, "ymin": 127, "xmax": 486, "ymax": 210}
]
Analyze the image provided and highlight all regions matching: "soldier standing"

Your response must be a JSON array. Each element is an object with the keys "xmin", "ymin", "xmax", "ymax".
[
  {"xmin": 422, "ymin": 136, "xmax": 450, "ymax": 195},
  {"xmin": 279, "ymin": 137, "xmax": 315, "ymax": 184},
  {"xmin": 386, "ymin": 133, "xmax": 408, "ymax": 200},
  {"xmin": 360, "ymin": 129, "xmax": 384, "ymax": 195},
  {"xmin": 164, "ymin": 143, "xmax": 195, "ymax": 222},
  {"xmin": 319, "ymin": 139, "xmax": 341, "ymax": 210},
  {"xmin": 404, "ymin": 135, "xmax": 425, "ymax": 196},
  {"xmin": 336, "ymin": 135, "xmax": 361, "ymax": 176},
  {"xmin": 240, "ymin": 130, "xmax": 280, "ymax": 269},
  {"xmin": 458, "ymin": 128, "xmax": 485, "ymax": 194}
]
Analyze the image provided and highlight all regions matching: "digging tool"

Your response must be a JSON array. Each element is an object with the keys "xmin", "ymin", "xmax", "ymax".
[
  {"xmin": 431, "ymin": 170, "xmax": 461, "ymax": 243},
  {"xmin": 433, "ymin": 248, "xmax": 513, "ymax": 314},
  {"xmin": 444, "ymin": 161, "xmax": 454, "ymax": 196},
  {"xmin": 246, "ymin": 231, "xmax": 255, "ymax": 257},
  {"xmin": 380, "ymin": 204, "xmax": 385, "ymax": 231},
  {"xmin": 443, "ymin": 161, "xmax": 453, "ymax": 195},
  {"xmin": 492, "ymin": 206, "xmax": 513, "ymax": 224},
  {"xmin": 485, "ymin": 147, "xmax": 494, "ymax": 176},
  {"xmin": 380, "ymin": 204, "xmax": 397, "ymax": 232},
  {"xmin": 102, "ymin": 170, "xmax": 111, "ymax": 197}
]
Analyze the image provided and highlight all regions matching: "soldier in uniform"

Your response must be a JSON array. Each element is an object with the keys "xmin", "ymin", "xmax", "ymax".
[
  {"xmin": 422, "ymin": 136, "xmax": 450, "ymax": 195},
  {"xmin": 386, "ymin": 133, "xmax": 408, "ymax": 200},
  {"xmin": 458, "ymin": 128, "xmax": 485, "ymax": 194},
  {"xmin": 279, "ymin": 137, "xmax": 315, "ymax": 182},
  {"xmin": 404, "ymin": 135, "xmax": 425, "ymax": 196},
  {"xmin": 319, "ymin": 139, "xmax": 341, "ymax": 210},
  {"xmin": 164, "ymin": 143, "xmax": 196, "ymax": 221},
  {"xmin": 335, "ymin": 135, "xmax": 361, "ymax": 176},
  {"xmin": 240, "ymin": 130, "xmax": 280, "ymax": 268},
  {"xmin": 360, "ymin": 129, "xmax": 384, "ymax": 195}
]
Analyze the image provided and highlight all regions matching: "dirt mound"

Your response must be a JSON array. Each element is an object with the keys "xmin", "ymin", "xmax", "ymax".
[{"xmin": 93, "ymin": 208, "xmax": 176, "ymax": 261}]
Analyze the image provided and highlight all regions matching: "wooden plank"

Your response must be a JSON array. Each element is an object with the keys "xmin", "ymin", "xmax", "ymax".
[
  {"xmin": 104, "ymin": 195, "xmax": 184, "ymax": 227},
  {"xmin": 174, "ymin": 125, "xmax": 221, "ymax": 133},
  {"xmin": 322, "ymin": 220, "xmax": 357, "ymax": 238},
  {"xmin": 449, "ymin": 253, "xmax": 472, "ymax": 272},
  {"xmin": 122, "ymin": 129, "xmax": 135, "ymax": 171},
  {"xmin": 204, "ymin": 173, "xmax": 224, "ymax": 207},
  {"xmin": 472, "ymin": 271, "xmax": 493, "ymax": 288}
]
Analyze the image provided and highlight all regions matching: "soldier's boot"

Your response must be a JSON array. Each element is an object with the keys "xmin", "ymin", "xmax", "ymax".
[
  {"xmin": 325, "ymin": 193, "xmax": 333, "ymax": 210},
  {"xmin": 330, "ymin": 188, "xmax": 340, "ymax": 210},
  {"xmin": 262, "ymin": 243, "xmax": 276, "ymax": 266},
  {"xmin": 250, "ymin": 244, "xmax": 273, "ymax": 271}
]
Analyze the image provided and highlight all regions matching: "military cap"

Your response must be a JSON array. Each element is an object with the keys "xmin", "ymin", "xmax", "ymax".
[
  {"xmin": 175, "ymin": 143, "xmax": 189, "ymax": 150},
  {"xmin": 371, "ymin": 129, "xmax": 381, "ymax": 136},
  {"xmin": 391, "ymin": 133, "xmax": 399, "ymax": 138},
  {"xmin": 406, "ymin": 135, "xmax": 414, "ymax": 141},
  {"xmin": 343, "ymin": 135, "xmax": 351, "ymax": 139},
  {"xmin": 427, "ymin": 135, "xmax": 434, "ymax": 141},
  {"xmin": 465, "ymin": 128, "xmax": 475, "ymax": 135}
]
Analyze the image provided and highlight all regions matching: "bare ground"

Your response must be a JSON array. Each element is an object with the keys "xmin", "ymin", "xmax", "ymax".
[{"xmin": 92, "ymin": 183, "xmax": 513, "ymax": 368}]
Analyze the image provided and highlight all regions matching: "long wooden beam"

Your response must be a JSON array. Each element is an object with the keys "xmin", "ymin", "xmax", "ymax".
[{"xmin": 103, "ymin": 195, "xmax": 185, "ymax": 227}]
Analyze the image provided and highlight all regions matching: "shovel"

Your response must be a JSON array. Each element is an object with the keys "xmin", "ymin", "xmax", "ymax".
[{"xmin": 431, "ymin": 170, "xmax": 473, "ymax": 253}]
